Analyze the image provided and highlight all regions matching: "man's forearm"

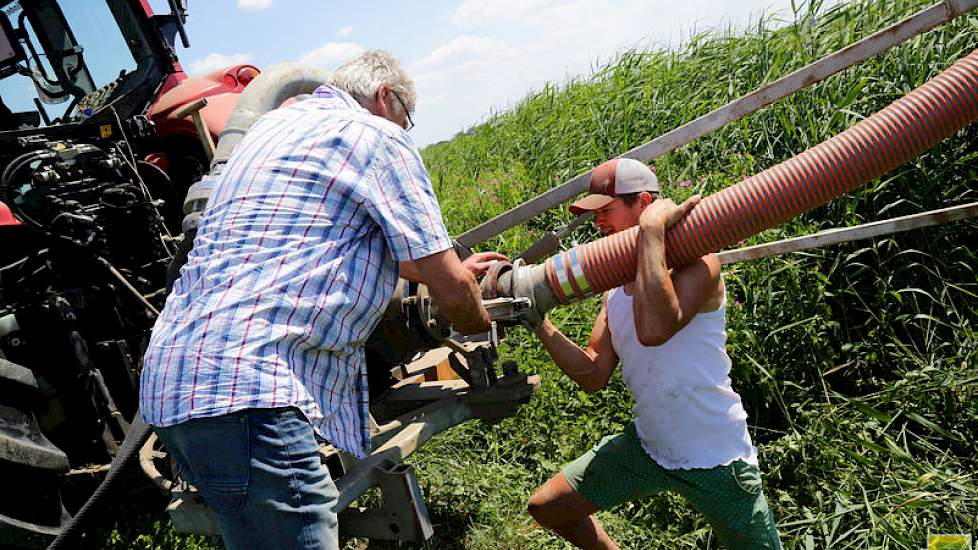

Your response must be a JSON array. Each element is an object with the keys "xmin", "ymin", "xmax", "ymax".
[
  {"xmin": 533, "ymin": 320, "xmax": 600, "ymax": 390},
  {"xmin": 634, "ymin": 227, "xmax": 673, "ymax": 307},
  {"xmin": 399, "ymin": 261, "xmax": 421, "ymax": 282},
  {"xmin": 409, "ymin": 249, "xmax": 491, "ymax": 335},
  {"xmin": 634, "ymin": 225, "xmax": 681, "ymax": 342},
  {"xmin": 429, "ymin": 271, "xmax": 490, "ymax": 334}
]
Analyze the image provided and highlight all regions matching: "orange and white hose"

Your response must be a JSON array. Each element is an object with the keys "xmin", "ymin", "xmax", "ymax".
[{"xmin": 526, "ymin": 48, "xmax": 978, "ymax": 308}]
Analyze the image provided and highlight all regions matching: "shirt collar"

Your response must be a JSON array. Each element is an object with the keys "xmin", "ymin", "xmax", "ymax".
[{"xmin": 312, "ymin": 85, "xmax": 369, "ymax": 113}]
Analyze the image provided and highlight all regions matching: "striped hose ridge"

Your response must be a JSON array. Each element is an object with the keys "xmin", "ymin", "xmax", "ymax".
[{"xmin": 544, "ymin": 48, "xmax": 978, "ymax": 304}]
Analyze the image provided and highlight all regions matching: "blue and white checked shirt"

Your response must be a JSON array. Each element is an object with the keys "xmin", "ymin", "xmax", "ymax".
[{"xmin": 140, "ymin": 86, "xmax": 452, "ymax": 457}]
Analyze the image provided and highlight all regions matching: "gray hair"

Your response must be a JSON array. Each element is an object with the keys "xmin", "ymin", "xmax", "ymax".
[{"xmin": 329, "ymin": 49, "xmax": 415, "ymax": 118}]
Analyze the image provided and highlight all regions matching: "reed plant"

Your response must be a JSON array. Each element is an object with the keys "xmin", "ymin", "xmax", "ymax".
[{"xmin": 414, "ymin": 0, "xmax": 978, "ymax": 548}]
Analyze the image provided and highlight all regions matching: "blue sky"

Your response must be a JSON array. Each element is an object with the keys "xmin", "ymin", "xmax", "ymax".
[{"xmin": 156, "ymin": 0, "xmax": 822, "ymax": 147}]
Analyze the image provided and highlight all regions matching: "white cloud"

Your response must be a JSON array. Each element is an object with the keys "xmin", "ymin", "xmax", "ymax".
[
  {"xmin": 237, "ymin": 0, "xmax": 272, "ymax": 10},
  {"xmin": 411, "ymin": 36, "xmax": 523, "ymax": 102},
  {"xmin": 189, "ymin": 52, "xmax": 253, "ymax": 75},
  {"xmin": 410, "ymin": 0, "xmax": 799, "ymax": 146},
  {"xmin": 452, "ymin": 0, "xmax": 553, "ymax": 29},
  {"xmin": 296, "ymin": 42, "xmax": 365, "ymax": 70},
  {"xmin": 409, "ymin": 34, "xmax": 529, "ymax": 144},
  {"xmin": 337, "ymin": 25, "xmax": 354, "ymax": 38},
  {"xmin": 414, "ymin": 35, "xmax": 519, "ymax": 69}
]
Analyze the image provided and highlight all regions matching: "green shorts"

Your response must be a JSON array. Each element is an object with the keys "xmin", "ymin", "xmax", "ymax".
[{"xmin": 563, "ymin": 422, "xmax": 782, "ymax": 550}]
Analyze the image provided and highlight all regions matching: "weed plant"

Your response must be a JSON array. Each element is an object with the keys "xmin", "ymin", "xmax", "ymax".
[{"xmin": 104, "ymin": 0, "xmax": 976, "ymax": 548}]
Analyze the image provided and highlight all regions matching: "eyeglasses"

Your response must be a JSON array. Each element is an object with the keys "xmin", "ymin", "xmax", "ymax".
[{"xmin": 390, "ymin": 90, "xmax": 415, "ymax": 131}]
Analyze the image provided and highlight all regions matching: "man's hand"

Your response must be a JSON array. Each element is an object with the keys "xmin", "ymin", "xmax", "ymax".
[
  {"xmin": 407, "ymin": 249, "xmax": 491, "ymax": 334},
  {"xmin": 461, "ymin": 251, "xmax": 510, "ymax": 277},
  {"xmin": 639, "ymin": 195, "xmax": 701, "ymax": 236},
  {"xmin": 520, "ymin": 309, "xmax": 546, "ymax": 333}
]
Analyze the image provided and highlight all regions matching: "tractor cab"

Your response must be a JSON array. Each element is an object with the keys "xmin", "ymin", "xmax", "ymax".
[{"xmin": 0, "ymin": 0, "xmax": 185, "ymax": 133}]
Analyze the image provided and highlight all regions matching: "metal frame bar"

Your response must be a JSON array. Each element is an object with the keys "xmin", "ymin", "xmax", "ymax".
[
  {"xmin": 337, "ymin": 460, "xmax": 434, "ymax": 541},
  {"xmin": 163, "ymin": 373, "xmax": 541, "ymax": 539},
  {"xmin": 334, "ymin": 373, "xmax": 540, "ymax": 510},
  {"xmin": 716, "ymin": 202, "xmax": 978, "ymax": 265},
  {"xmin": 456, "ymin": 0, "xmax": 978, "ymax": 249}
]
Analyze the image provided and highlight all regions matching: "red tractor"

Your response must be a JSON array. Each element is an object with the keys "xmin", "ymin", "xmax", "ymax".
[
  {"xmin": 0, "ymin": 0, "xmax": 259, "ymax": 542},
  {"xmin": 0, "ymin": 2, "xmax": 538, "ymax": 547}
]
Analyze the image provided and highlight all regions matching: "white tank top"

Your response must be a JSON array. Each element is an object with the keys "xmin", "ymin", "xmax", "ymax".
[{"xmin": 606, "ymin": 285, "xmax": 758, "ymax": 469}]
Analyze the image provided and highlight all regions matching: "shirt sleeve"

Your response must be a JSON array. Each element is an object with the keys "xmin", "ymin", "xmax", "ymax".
[{"xmin": 360, "ymin": 130, "xmax": 453, "ymax": 262}]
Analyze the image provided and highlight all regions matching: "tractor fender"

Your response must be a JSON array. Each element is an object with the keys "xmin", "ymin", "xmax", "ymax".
[
  {"xmin": 148, "ymin": 64, "xmax": 260, "ymax": 142},
  {"xmin": 0, "ymin": 201, "xmax": 20, "ymax": 226}
]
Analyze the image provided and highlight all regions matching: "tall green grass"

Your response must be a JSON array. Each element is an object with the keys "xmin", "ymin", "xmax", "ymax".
[
  {"xmin": 413, "ymin": 0, "xmax": 978, "ymax": 548},
  {"xmin": 108, "ymin": 0, "xmax": 976, "ymax": 548}
]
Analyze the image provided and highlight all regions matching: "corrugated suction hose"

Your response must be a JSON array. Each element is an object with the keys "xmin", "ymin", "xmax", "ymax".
[{"xmin": 540, "ymin": 48, "xmax": 978, "ymax": 305}]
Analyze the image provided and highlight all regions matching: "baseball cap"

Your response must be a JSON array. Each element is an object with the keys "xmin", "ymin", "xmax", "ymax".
[{"xmin": 569, "ymin": 158, "xmax": 660, "ymax": 215}]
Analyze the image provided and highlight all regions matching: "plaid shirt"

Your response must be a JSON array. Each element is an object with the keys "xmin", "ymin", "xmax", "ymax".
[{"xmin": 140, "ymin": 86, "xmax": 452, "ymax": 457}]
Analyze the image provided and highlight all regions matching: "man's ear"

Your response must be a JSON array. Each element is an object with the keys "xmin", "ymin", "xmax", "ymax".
[
  {"xmin": 639, "ymin": 191, "xmax": 656, "ymax": 207},
  {"xmin": 366, "ymin": 85, "xmax": 392, "ymax": 118},
  {"xmin": 376, "ymin": 85, "xmax": 391, "ymax": 112}
]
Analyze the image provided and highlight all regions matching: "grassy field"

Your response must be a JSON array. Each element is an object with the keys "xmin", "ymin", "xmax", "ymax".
[{"xmin": 103, "ymin": 0, "xmax": 977, "ymax": 548}]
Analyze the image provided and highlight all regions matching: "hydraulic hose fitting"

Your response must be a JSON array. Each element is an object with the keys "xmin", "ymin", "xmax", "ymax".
[
  {"xmin": 181, "ymin": 173, "xmax": 219, "ymax": 233},
  {"xmin": 490, "ymin": 258, "xmax": 554, "ymax": 325},
  {"xmin": 178, "ymin": 64, "xmax": 332, "ymax": 233}
]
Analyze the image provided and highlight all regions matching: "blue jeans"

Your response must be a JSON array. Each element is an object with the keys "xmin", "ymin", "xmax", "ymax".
[{"xmin": 155, "ymin": 407, "xmax": 340, "ymax": 550}]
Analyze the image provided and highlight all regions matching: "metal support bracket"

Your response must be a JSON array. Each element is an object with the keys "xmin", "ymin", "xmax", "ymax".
[
  {"xmin": 445, "ymin": 341, "xmax": 499, "ymax": 390},
  {"xmin": 166, "ymin": 485, "xmax": 219, "ymax": 536},
  {"xmin": 338, "ymin": 459, "xmax": 434, "ymax": 542}
]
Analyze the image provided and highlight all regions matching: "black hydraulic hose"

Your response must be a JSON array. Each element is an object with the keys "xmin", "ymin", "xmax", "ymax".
[
  {"xmin": 1, "ymin": 150, "xmax": 58, "ymax": 230},
  {"xmin": 0, "ymin": 151, "xmax": 42, "ymax": 207},
  {"xmin": 46, "ymin": 407, "xmax": 151, "ymax": 550}
]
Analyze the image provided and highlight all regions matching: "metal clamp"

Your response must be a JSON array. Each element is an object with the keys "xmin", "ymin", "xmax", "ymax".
[{"xmin": 481, "ymin": 297, "xmax": 532, "ymax": 322}]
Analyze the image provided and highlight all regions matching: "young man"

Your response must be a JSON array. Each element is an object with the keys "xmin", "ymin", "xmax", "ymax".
[
  {"xmin": 140, "ymin": 50, "xmax": 503, "ymax": 550},
  {"xmin": 526, "ymin": 158, "xmax": 781, "ymax": 549}
]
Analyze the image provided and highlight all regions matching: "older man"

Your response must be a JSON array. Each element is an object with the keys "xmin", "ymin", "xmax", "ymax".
[{"xmin": 140, "ymin": 50, "xmax": 501, "ymax": 550}]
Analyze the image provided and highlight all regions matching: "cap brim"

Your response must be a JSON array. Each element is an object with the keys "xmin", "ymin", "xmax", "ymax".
[{"xmin": 569, "ymin": 194, "xmax": 614, "ymax": 216}]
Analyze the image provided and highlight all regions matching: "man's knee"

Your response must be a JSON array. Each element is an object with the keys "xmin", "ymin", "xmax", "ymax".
[
  {"xmin": 527, "ymin": 473, "xmax": 594, "ymax": 528},
  {"xmin": 527, "ymin": 485, "xmax": 554, "ymax": 525}
]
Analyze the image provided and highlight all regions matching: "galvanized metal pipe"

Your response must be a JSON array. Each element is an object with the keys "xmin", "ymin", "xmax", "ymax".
[
  {"xmin": 715, "ymin": 201, "xmax": 978, "ymax": 265},
  {"xmin": 181, "ymin": 64, "xmax": 332, "ymax": 231},
  {"xmin": 210, "ymin": 63, "xmax": 332, "ymax": 170}
]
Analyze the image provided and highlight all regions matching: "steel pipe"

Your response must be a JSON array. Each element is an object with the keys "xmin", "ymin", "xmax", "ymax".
[{"xmin": 715, "ymin": 201, "xmax": 978, "ymax": 265}]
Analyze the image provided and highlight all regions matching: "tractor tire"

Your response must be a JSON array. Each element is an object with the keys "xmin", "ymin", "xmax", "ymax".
[{"xmin": 0, "ymin": 358, "xmax": 71, "ymax": 544}]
